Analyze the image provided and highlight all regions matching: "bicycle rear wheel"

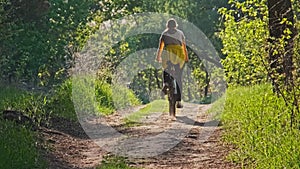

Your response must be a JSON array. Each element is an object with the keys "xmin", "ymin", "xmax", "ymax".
[{"xmin": 168, "ymin": 81, "xmax": 176, "ymax": 117}]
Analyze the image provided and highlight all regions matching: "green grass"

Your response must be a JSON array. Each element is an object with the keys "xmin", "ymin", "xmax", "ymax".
[
  {"xmin": 0, "ymin": 84, "xmax": 47, "ymax": 168},
  {"xmin": 0, "ymin": 84, "xmax": 29, "ymax": 111},
  {"xmin": 222, "ymin": 84, "xmax": 300, "ymax": 168},
  {"xmin": 111, "ymin": 84, "xmax": 141, "ymax": 111},
  {"xmin": 71, "ymin": 77, "xmax": 142, "ymax": 117},
  {"xmin": 124, "ymin": 99, "xmax": 168, "ymax": 125},
  {"xmin": 97, "ymin": 155, "xmax": 140, "ymax": 169},
  {"xmin": 0, "ymin": 84, "xmax": 52, "ymax": 126},
  {"xmin": 207, "ymin": 94, "xmax": 226, "ymax": 120},
  {"xmin": 0, "ymin": 119, "xmax": 45, "ymax": 169}
]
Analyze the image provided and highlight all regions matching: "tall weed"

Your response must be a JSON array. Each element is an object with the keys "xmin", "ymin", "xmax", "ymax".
[{"xmin": 222, "ymin": 84, "xmax": 300, "ymax": 168}]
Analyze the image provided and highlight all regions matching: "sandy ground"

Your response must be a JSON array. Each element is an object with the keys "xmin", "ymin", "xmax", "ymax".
[{"xmin": 41, "ymin": 103, "xmax": 240, "ymax": 169}]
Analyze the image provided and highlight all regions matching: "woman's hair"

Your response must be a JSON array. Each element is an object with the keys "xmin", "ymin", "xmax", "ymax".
[{"xmin": 166, "ymin": 18, "xmax": 178, "ymax": 29}]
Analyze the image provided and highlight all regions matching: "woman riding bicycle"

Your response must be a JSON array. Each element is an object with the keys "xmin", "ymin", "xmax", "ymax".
[{"xmin": 156, "ymin": 18, "xmax": 189, "ymax": 108}]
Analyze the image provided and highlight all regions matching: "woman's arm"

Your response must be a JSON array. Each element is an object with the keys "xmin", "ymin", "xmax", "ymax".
[
  {"xmin": 156, "ymin": 39, "xmax": 165, "ymax": 62},
  {"xmin": 182, "ymin": 40, "xmax": 188, "ymax": 62}
]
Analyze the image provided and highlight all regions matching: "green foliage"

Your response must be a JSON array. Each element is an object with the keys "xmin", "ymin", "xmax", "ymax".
[
  {"xmin": 0, "ymin": 84, "xmax": 28, "ymax": 111},
  {"xmin": 219, "ymin": 1, "xmax": 300, "ymax": 129},
  {"xmin": 222, "ymin": 84, "xmax": 300, "ymax": 168},
  {"xmin": 111, "ymin": 84, "xmax": 141, "ymax": 110},
  {"xmin": 94, "ymin": 80, "xmax": 115, "ymax": 115},
  {"xmin": 137, "ymin": 0, "xmax": 228, "ymax": 40},
  {"xmin": 0, "ymin": 84, "xmax": 52, "ymax": 127},
  {"xmin": 0, "ymin": 120, "xmax": 44, "ymax": 169},
  {"xmin": 95, "ymin": 80, "xmax": 141, "ymax": 115},
  {"xmin": 63, "ymin": 77, "xmax": 140, "ymax": 116},
  {"xmin": 129, "ymin": 67, "xmax": 161, "ymax": 104},
  {"xmin": 48, "ymin": 79, "xmax": 77, "ymax": 120},
  {"xmin": 218, "ymin": 0, "xmax": 269, "ymax": 86},
  {"xmin": 0, "ymin": 0, "xmax": 97, "ymax": 86}
]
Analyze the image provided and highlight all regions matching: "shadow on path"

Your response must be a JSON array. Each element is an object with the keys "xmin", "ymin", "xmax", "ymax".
[{"xmin": 176, "ymin": 116, "xmax": 221, "ymax": 127}]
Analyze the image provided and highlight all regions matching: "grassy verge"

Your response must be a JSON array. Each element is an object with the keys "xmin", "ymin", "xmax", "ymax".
[
  {"xmin": 0, "ymin": 84, "xmax": 52, "ymax": 126},
  {"xmin": 207, "ymin": 94, "xmax": 226, "ymax": 120},
  {"xmin": 221, "ymin": 84, "xmax": 300, "ymax": 168},
  {"xmin": 25, "ymin": 77, "xmax": 142, "ymax": 122},
  {"xmin": 0, "ymin": 119, "xmax": 45, "ymax": 169},
  {"xmin": 60, "ymin": 78, "xmax": 141, "ymax": 119},
  {"xmin": 0, "ymin": 85, "xmax": 46, "ymax": 168},
  {"xmin": 0, "ymin": 79, "xmax": 141, "ymax": 168},
  {"xmin": 124, "ymin": 99, "xmax": 168, "ymax": 125}
]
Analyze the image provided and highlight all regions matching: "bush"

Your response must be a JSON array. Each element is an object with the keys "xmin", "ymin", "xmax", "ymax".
[
  {"xmin": 95, "ymin": 80, "xmax": 141, "ymax": 115},
  {"xmin": 48, "ymin": 79, "xmax": 77, "ymax": 120},
  {"xmin": 110, "ymin": 84, "xmax": 141, "ymax": 110},
  {"xmin": 95, "ymin": 80, "xmax": 115, "ymax": 115},
  {"xmin": 0, "ymin": 119, "xmax": 44, "ymax": 169},
  {"xmin": 51, "ymin": 78, "xmax": 141, "ymax": 118},
  {"xmin": 222, "ymin": 84, "xmax": 300, "ymax": 168}
]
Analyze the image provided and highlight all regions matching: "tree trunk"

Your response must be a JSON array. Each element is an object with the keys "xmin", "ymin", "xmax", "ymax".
[
  {"xmin": 267, "ymin": 0, "xmax": 299, "ymax": 127},
  {"xmin": 267, "ymin": 0, "xmax": 297, "ymax": 91}
]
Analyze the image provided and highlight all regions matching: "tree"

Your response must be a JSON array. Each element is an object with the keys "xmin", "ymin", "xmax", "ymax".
[
  {"xmin": 0, "ymin": 0, "xmax": 96, "ymax": 86},
  {"xmin": 267, "ymin": 0, "xmax": 298, "ymax": 126},
  {"xmin": 267, "ymin": 0, "xmax": 297, "ymax": 92},
  {"xmin": 219, "ymin": 0, "xmax": 300, "ymax": 127},
  {"xmin": 218, "ymin": 0, "xmax": 269, "ymax": 86}
]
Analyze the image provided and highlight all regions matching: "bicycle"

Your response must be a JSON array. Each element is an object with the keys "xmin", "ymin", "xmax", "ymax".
[{"xmin": 163, "ymin": 61, "xmax": 180, "ymax": 118}]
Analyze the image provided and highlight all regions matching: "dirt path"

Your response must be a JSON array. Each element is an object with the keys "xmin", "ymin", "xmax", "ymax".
[{"xmin": 42, "ymin": 102, "xmax": 239, "ymax": 169}]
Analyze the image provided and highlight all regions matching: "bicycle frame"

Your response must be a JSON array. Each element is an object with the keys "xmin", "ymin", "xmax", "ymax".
[{"xmin": 164, "ymin": 62, "xmax": 179, "ymax": 117}]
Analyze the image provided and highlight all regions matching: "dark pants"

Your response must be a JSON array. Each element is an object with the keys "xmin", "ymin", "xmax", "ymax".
[{"xmin": 163, "ymin": 63, "xmax": 183, "ymax": 101}]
